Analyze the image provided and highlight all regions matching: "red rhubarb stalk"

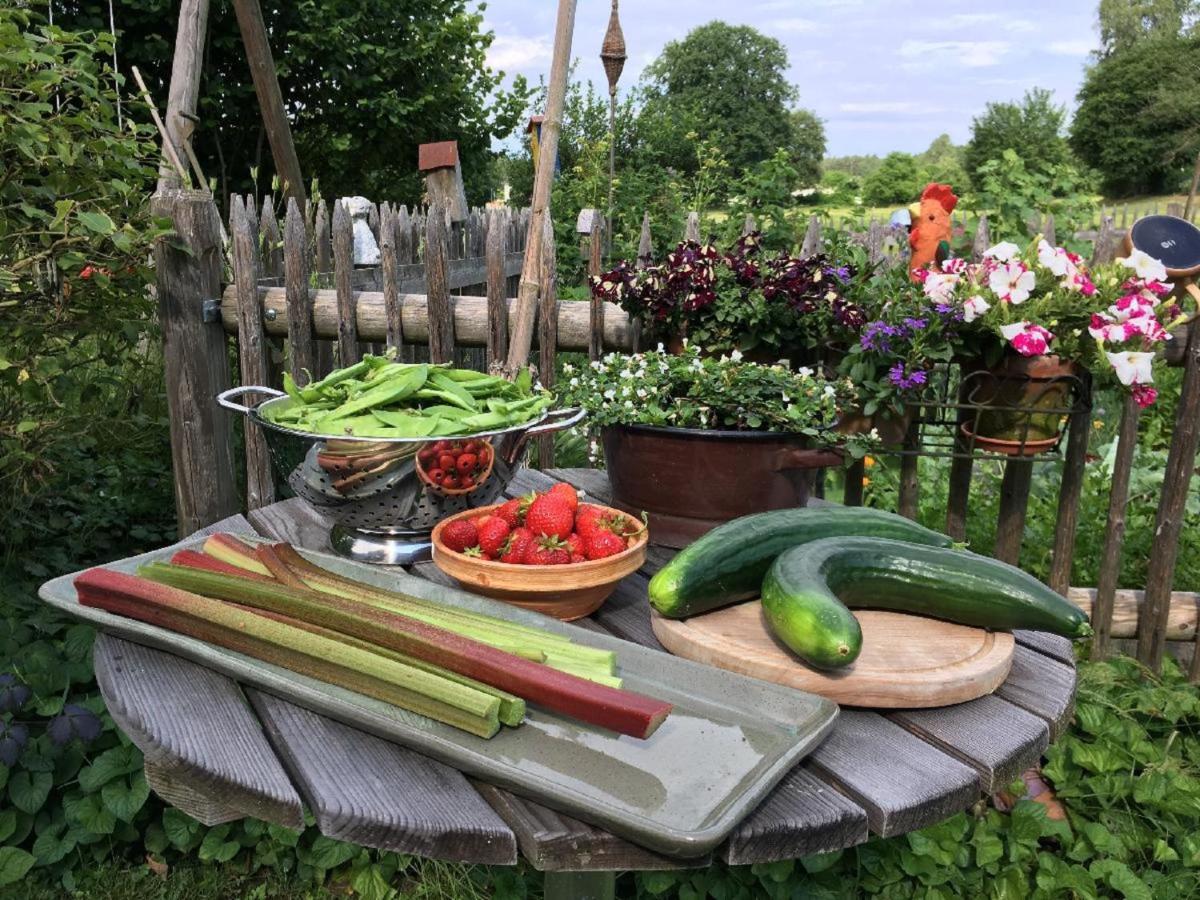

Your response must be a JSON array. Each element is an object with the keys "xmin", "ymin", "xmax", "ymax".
[
  {"xmin": 171, "ymin": 550, "xmax": 275, "ymax": 581},
  {"xmin": 139, "ymin": 563, "xmax": 672, "ymax": 738},
  {"xmin": 203, "ymin": 533, "xmax": 272, "ymax": 577},
  {"xmin": 254, "ymin": 544, "xmax": 310, "ymax": 589}
]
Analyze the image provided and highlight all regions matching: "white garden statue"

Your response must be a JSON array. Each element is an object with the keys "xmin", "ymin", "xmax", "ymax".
[{"xmin": 342, "ymin": 196, "xmax": 380, "ymax": 266}]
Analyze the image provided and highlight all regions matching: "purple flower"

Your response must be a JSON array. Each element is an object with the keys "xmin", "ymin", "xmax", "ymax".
[
  {"xmin": 861, "ymin": 321, "xmax": 899, "ymax": 352},
  {"xmin": 902, "ymin": 317, "xmax": 927, "ymax": 332},
  {"xmin": 888, "ymin": 363, "xmax": 928, "ymax": 391}
]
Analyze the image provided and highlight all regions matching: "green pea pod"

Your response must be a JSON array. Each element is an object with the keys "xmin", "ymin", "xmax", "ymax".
[
  {"xmin": 370, "ymin": 409, "xmax": 440, "ymax": 436},
  {"xmin": 298, "ymin": 359, "xmax": 370, "ymax": 402},
  {"xmin": 458, "ymin": 411, "xmax": 511, "ymax": 430},
  {"xmin": 324, "ymin": 365, "xmax": 428, "ymax": 421},
  {"xmin": 430, "ymin": 418, "xmax": 470, "ymax": 436},
  {"xmin": 416, "ymin": 404, "xmax": 474, "ymax": 420},
  {"xmin": 437, "ymin": 368, "xmax": 493, "ymax": 383},
  {"xmin": 414, "ymin": 388, "xmax": 476, "ymax": 411},
  {"xmin": 428, "ymin": 371, "xmax": 479, "ymax": 407}
]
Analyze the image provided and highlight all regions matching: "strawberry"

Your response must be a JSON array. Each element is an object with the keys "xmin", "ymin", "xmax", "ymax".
[
  {"xmin": 476, "ymin": 515, "xmax": 511, "ymax": 559},
  {"xmin": 441, "ymin": 519, "xmax": 479, "ymax": 553},
  {"xmin": 548, "ymin": 482, "xmax": 580, "ymax": 513},
  {"xmin": 526, "ymin": 494, "xmax": 574, "ymax": 540},
  {"xmin": 566, "ymin": 532, "xmax": 586, "ymax": 561},
  {"xmin": 574, "ymin": 504, "xmax": 604, "ymax": 539},
  {"xmin": 499, "ymin": 527, "xmax": 534, "ymax": 564},
  {"xmin": 585, "ymin": 529, "xmax": 628, "ymax": 561},
  {"xmin": 524, "ymin": 535, "xmax": 571, "ymax": 565},
  {"xmin": 496, "ymin": 497, "xmax": 524, "ymax": 528}
]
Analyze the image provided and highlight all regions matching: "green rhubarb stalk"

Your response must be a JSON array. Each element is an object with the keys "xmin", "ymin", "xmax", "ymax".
[
  {"xmin": 134, "ymin": 563, "xmax": 673, "ymax": 739},
  {"xmin": 205, "ymin": 533, "xmax": 272, "ymax": 577},
  {"xmin": 75, "ymin": 568, "xmax": 501, "ymax": 737},
  {"xmin": 242, "ymin": 604, "xmax": 526, "ymax": 727},
  {"xmin": 542, "ymin": 656, "xmax": 624, "ymax": 689},
  {"xmin": 267, "ymin": 542, "xmax": 616, "ymax": 673}
]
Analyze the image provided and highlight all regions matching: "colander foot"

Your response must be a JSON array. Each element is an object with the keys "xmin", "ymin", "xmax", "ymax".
[{"xmin": 329, "ymin": 525, "xmax": 433, "ymax": 565}]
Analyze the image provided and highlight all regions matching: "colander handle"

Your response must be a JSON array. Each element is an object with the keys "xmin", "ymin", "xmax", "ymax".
[
  {"xmin": 217, "ymin": 385, "xmax": 286, "ymax": 415},
  {"xmin": 523, "ymin": 406, "xmax": 586, "ymax": 436}
]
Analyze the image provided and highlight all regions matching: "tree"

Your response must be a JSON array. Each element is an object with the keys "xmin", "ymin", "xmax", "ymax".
[
  {"xmin": 861, "ymin": 153, "xmax": 923, "ymax": 206},
  {"xmin": 788, "ymin": 109, "xmax": 826, "ymax": 186},
  {"xmin": 59, "ymin": 0, "xmax": 529, "ymax": 205},
  {"xmin": 917, "ymin": 134, "xmax": 969, "ymax": 190},
  {"xmin": 1097, "ymin": 0, "xmax": 1198, "ymax": 55},
  {"xmin": 964, "ymin": 88, "xmax": 1072, "ymax": 187},
  {"xmin": 638, "ymin": 22, "xmax": 803, "ymax": 175},
  {"xmin": 1071, "ymin": 33, "xmax": 1200, "ymax": 195}
]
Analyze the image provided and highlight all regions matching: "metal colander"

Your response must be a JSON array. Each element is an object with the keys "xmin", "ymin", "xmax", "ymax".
[{"xmin": 218, "ymin": 386, "xmax": 585, "ymax": 564}]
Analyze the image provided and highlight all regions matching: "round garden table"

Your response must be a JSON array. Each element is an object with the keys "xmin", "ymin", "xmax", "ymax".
[{"xmin": 92, "ymin": 467, "xmax": 1077, "ymax": 900}]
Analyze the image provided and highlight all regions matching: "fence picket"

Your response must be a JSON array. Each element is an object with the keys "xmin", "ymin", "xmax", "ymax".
[
  {"xmin": 486, "ymin": 210, "xmax": 509, "ymax": 371},
  {"xmin": 425, "ymin": 202, "xmax": 454, "ymax": 364},
  {"xmin": 332, "ymin": 199, "xmax": 360, "ymax": 366},
  {"xmin": 283, "ymin": 198, "xmax": 315, "ymax": 385},
  {"xmin": 380, "ymin": 202, "xmax": 405, "ymax": 354}
]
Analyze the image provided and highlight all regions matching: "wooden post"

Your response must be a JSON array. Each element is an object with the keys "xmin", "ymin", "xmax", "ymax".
[
  {"xmin": 1048, "ymin": 384, "xmax": 1091, "ymax": 596},
  {"xmin": 944, "ymin": 372, "xmax": 976, "ymax": 542},
  {"xmin": 425, "ymin": 203, "xmax": 454, "ymax": 364},
  {"xmin": 842, "ymin": 459, "xmax": 865, "ymax": 506},
  {"xmin": 972, "ymin": 216, "xmax": 990, "ymax": 262},
  {"xmin": 331, "ymin": 199, "xmax": 359, "ymax": 366},
  {"xmin": 801, "ymin": 216, "xmax": 822, "ymax": 256},
  {"xmin": 897, "ymin": 418, "xmax": 921, "ymax": 519},
  {"xmin": 1142, "ymin": 319, "xmax": 1200, "ymax": 671},
  {"xmin": 158, "ymin": 0, "xmax": 210, "ymax": 191},
  {"xmin": 630, "ymin": 212, "xmax": 652, "ymax": 353},
  {"xmin": 993, "ymin": 460, "xmax": 1033, "ymax": 565},
  {"xmin": 230, "ymin": 0, "xmax": 305, "ymax": 205},
  {"xmin": 742, "ymin": 214, "xmax": 757, "ymax": 236},
  {"xmin": 282, "ymin": 198, "xmax": 315, "ymax": 385},
  {"xmin": 259, "ymin": 201, "xmax": 283, "ymax": 278},
  {"xmin": 486, "ymin": 210, "xmax": 509, "ymax": 370},
  {"xmin": 418, "ymin": 142, "xmax": 469, "ymax": 223},
  {"xmin": 537, "ymin": 214, "xmax": 559, "ymax": 467},
  {"xmin": 1091, "ymin": 217, "xmax": 1117, "ymax": 267},
  {"xmin": 1091, "ymin": 395, "xmax": 1140, "ymax": 659},
  {"xmin": 229, "ymin": 195, "xmax": 275, "ymax": 510},
  {"xmin": 1184, "ymin": 151, "xmax": 1200, "ymax": 221},
  {"xmin": 152, "ymin": 189, "xmax": 238, "ymax": 535},
  {"xmin": 588, "ymin": 210, "xmax": 605, "ymax": 361},
  {"xmin": 1042, "ymin": 212, "xmax": 1056, "ymax": 246},
  {"xmin": 503, "ymin": 0, "xmax": 578, "ymax": 379},
  {"xmin": 311, "ymin": 200, "xmax": 334, "ymax": 377},
  {"xmin": 685, "ymin": 211, "xmax": 701, "ymax": 243},
  {"xmin": 379, "ymin": 202, "xmax": 405, "ymax": 354}
]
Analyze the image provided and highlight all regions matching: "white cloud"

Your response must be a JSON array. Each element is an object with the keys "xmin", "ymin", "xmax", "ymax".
[
  {"xmin": 839, "ymin": 101, "xmax": 935, "ymax": 114},
  {"xmin": 768, "ymin": 17, "xmax": 820, "ymax": 33},
  {"xmin": 1045, "ymin": 39, "xmax": 1096, "ymax": 55},
  {"xmin": 486, "ymin": 33, "xmax": 552, "ymax": 73},
  {"xmin": 935, "ymin": 13, "xmax": 1035, "ymax": 33},
  {"xmin": 899, "ymin": 40, "xmax": 1011, "ymax": 69}
]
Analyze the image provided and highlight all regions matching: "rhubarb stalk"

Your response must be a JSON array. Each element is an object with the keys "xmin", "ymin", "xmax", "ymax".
[
  {"xmin": 139, "ymin": 563, "xmax": 673, "ymax": 739},
  {"xmin": 76, "ymin": 568, "xmax": 503, "ymax": 737}
]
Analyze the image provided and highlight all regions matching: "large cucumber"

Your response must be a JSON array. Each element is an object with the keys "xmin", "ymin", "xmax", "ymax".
[
  {"xmin": 762, "ymin": 537, "xmax": 1093, "ymax": 669},
  {"xmin": 648, "ymin": 507, "xmax": 954, "ymax": 619}
]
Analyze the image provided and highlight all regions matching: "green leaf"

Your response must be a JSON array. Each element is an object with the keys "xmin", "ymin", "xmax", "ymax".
[
  {"xmin": 162, "ymin": 808, "xmax": 201, "ymax": 850},
  {"xmin": 76, "ymin": 210, "xmax": 115, "ymax": 235},
  {"xmin": 199, "ymin": 828, "xmax": 240, "ymax": 863},
  {"xmin": 101, "ymin": 772, "xmax": 149, "ymax": 822},
  {"xmin": 307, "ymin": 835, "xmax": 359, "ymax": 870},
  {"xmin": 0, "ymin": 810, "xmax": 15, "ymax": 845},
  {"xmin": 8, "ymin": 771, "xmax": 52, "ymax": 814},
  {"xmin": 66, "ymin": 792, "xmax": 116, "ymax": 835},
  {"xmin": 1089, "ymin": 859, "xmax": 1153, "ymax": 900},
  {"xmin": 973, "ymin": 829, "xmax": 1004, "ymax": 868},
  {"xmin": 31, "ymin": 825, "xmax": 74, "ymax": 866},
  {"xmin": 0, "ymin": 848, "xmax": 35, "ymax": 887},
  {"xmin": 78, "ymin": 744, "xmax": 140, "ymax": 791}
]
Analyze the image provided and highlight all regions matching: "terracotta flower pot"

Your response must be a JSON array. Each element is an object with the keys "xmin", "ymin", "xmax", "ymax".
[
  {"xmin": 601, "ymin": 424, "xmax": 843, "ymax": 549},
  {"xmin": 835, "ymin": 406, "xmax": 914, "ymax": 446},
  {"xmin": 966, "ymin": 355, "xmax": 1079, "ymax": 446}
]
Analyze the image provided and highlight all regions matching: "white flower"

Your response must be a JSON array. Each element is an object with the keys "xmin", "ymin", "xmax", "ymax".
[
  {"xmin": 868, "ymin": 428, "xmax": 881, "ymax": 440},
  {"xmin": 988, "ymin": 262, "xmax": 1036, "ymax": 304},
  {"xmin": 729, "ymin": 349, "xmax": 743, "ymax": 362},
  {"xmin": 823, "ymin": 385, "xmax": 836, "ymax": 397},
  {"xmin": 923, "ymin": 272, "xmax": 960, "ymax": 302},
  {"xmin": 984, "ymin": 241, "xmax": 1020, "ymax": 262},
  {"xmin": 603, "ymin": 388, "xmax": 616, "ymax": 400},
  {"xmin": 656, "ymin": 342, "xmax": 665, "ymax": 352},
  {"xmin": 798, "ymin": 366, "xmax": 813, "ymax": 378},
  {"xmin": 1106, "ymin": 350, "xmax": 1155, "ymax": 385},
  {"xmin": 569, "ymin": 377, "xmax": 579, "ymax": 387},
  {"xmin": 1036, "ymin": 239, "xmax": 1069, "ymax": 277},
  {"xmin": 962, "ymin": 294, "xmax": 991, "ymax": 322},
  {"xmin": 1118, "ymin": 249, "xmax": 1168, "ymax": 283}
]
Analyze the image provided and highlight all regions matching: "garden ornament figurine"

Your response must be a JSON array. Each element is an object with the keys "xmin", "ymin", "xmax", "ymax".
[
  {"xmin": 908, "ymin": 182, "xmax": 958, "ymax": 281},
  {"xmin": 342, "ymin": 196, "xmax": 381, "ymax": 266}
]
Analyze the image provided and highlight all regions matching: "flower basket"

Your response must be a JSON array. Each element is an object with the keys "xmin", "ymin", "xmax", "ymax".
[{"xmin": 963, "ymin": 355, "xmax": 1080, "ymax": 451}]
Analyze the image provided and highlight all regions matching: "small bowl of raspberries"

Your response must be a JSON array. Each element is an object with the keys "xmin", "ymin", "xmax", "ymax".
[{"xmin": 430, "ymin": 481, "xmax": 649, "ymax": 620}]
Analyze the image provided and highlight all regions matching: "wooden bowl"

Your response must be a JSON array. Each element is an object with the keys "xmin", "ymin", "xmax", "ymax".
[{"xmin": 430, "ymin": 503, "xmax": 648, "ymax": 620}]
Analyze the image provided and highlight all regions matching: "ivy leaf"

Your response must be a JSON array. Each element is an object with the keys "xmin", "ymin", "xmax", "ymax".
[
  {"xmin": 31, "ymin": 825, "xmax": 75, "ymax": 866},
  {"xmin": 101, "ymin": 772, "xmax": 150, "ymax": 822},
  {"xmin": 0, "ymin": 848, "xmax": 35, "ymax": 887},
  {"xmin": 1089, "ymin": 859, "xmax": 1153, "ymax": 900},
  {"xmin": 0, "ymin": 810, "xmax": 16, "ymax": 844},
  {"xmin": 8, "ymin": 770, "xmax": 51, "ymax": 814},
  {"xmin": 65, "ymin": 792, "xmax": 116, "ymax": 835}
]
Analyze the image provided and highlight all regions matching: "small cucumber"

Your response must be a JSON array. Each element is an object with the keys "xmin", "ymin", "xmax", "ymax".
[
  {"xmin": 649, "ymin": 506, "xmax": 955, "ymax": 619},
  {"xmin": 762, "ymin": 537, "xmax": 1093, "ymax": 670}
]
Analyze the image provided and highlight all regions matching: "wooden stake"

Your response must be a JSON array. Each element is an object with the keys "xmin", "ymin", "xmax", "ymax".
[
  {"xmin": 158, "ymin": 0, "xmax": 209, "ymax": 191},
  {"xmin": 132, "ymin": 66, "xmax": 190, "ymax": 187},
  {"xmin": 1186, "ymin": 152, "xmax": 1200, "ymax": 221},
  {"xmin": 1091, "ymin": 394, "xmax": 1140, "ymax": 659},
  {"xmin": 504, "ymin": 0, "xmax": 578, "ymax": 379}
]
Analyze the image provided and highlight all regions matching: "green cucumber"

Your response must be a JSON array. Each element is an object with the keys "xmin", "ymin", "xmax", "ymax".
[
  {"xmin": 648, "ymin": 507, "xmax": 955, "ymax": 619},
  {"xmin": 761, "ymin": 537, "xmax": 1093, "ymax": 670}
]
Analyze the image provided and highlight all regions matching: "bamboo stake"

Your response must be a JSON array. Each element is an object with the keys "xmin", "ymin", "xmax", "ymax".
[{"xmin": 131, "ymin": 66, "xmax": 190, "ymax": 187}]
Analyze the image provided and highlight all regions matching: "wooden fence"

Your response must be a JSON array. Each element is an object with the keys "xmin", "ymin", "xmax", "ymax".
[{"xmin": 156, "ymin": 188, "xmax": 1199, "ymax": 675}]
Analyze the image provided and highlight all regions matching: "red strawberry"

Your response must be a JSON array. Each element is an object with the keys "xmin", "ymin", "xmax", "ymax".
[
  {"xmin": 500, "ymin": 527, "xmax": 534, "ymax": 564},
  {"xmin": 441, "ymin": 519, "xmax": 479, "ymax": 553},
  {"xmin": 456, "ymin": 453, "xmax": 478, "ymax": 475},
  {"xmin": 524, "ymin": 535, "xmax": 571, "ymax": 565},
  {"xmin": 574, "ymin": 504, "xmax": 605, "ymax": 539},
  {"xmin": 476, "ymin": 515, "xmax": 511, "ymax": 559},
  {"xmin": 566, "ymin": 532, "xmax": 586, "ymax": 561},
  {"xmin": 496, "ymin": 497, "xmax": 525, "ymax": 528},
  {"xmin": 526, "ymin": 495, "xmax": 574, "ymax": 541},
  {"xmin": 585, "ymin": 529, "xmax": 628, "ymax": 560},
  {"xmin": 548, "ymin": 482, "xmax": 579, "ymax": 513}
]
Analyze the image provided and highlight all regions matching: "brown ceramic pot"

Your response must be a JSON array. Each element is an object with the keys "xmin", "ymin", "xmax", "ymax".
[
  {"xmin": 966, "ymin": 355, "xmax": 1080, "ymax": 444},
  {"xmin": 602, "ymin": 424, "xmax": 843, "ymax": 548}
]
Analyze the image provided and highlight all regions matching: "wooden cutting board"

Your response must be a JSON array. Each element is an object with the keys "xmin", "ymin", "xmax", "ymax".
[{"xmin": 651, "ymin": 603, "xmax": 1014, "ymax": 708}]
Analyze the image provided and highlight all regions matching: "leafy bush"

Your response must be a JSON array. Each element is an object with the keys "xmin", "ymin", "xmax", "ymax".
[
  {"xmin": 970, "ymin": 150, "xmax": 1096, "ymax": 249},
  {"xmin": 861, "ymin": 153, "xmax": 924, "ymax": 207}
]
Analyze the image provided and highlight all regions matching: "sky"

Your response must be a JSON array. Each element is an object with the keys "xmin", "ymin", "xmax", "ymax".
[{"xmin": 480, "ymin": 0, "xmax": 1101, "ymax": 157}]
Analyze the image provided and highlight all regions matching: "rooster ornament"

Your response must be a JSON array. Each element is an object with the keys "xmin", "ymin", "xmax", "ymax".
[{"xmin": 908, "ymin": 183, "xmax": 958, "ymax": 281}]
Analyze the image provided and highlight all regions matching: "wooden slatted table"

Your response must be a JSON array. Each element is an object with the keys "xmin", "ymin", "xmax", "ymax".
[{"xmin": 91, "ymin": 468, "xmax": 1077, "ymax": 900}]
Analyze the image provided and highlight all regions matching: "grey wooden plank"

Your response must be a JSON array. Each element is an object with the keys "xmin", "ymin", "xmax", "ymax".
[
  {"xmin": 247, "ymin": 496, "xmax": 332, "ymax": 553},
  {"xmin": 247, "ymin": 690, "xmax": 517, "ymax": 864},
  {"xmin": 640, "ymin": 546, "xmax": 675, "ymax": 578},
  {"xmin": 888, "ymin": 695, "xmax": 1049, "ymax": 793},
  {"xmin": 994, "ymin": 645, "xmax": 1077, "ymax": 740},
  {"xmin": 589, "ymin": 573, "xmax": 663, "ymax": 651},
  {"xmin": 505, "ymin": 466, "xmax": 559, "ymax": 497},
  {"xmin": 472, "ymin": 782, "xmax": 703, "ymax": 872},
  {"xmin": 1013, "ymin": 629, "xmax": 1076, "ymax": 667},
  {"xmin": 806, "ymin": 711, "xmax": 980, "ymax": 838},
  {"xmin": 95, "ymin": 636, "xmax": 303, "ymax": 829},
  {"xmin": 722, "ymin": 767, "xmax": 868, "ymax": 864}
]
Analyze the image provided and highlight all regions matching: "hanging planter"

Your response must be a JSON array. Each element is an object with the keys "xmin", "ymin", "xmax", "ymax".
[{"xmin": 961, "ymin": 355, "xmax": 1080, "ymax": 455}]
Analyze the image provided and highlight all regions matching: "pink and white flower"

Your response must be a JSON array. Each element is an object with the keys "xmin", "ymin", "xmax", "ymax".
[
  {"xmin": 1000, "ymin": 321, "xmax": 1053, "ymax": 356},
  {"xmin": 1105, "ymin": 350, "xmax": 1155, "ymax": 386},
  {"xmin": 1037, "ymin": 239, "xmax": 1070, "ymax": 277},
  {"xmin": 922, "ymin": 272, "xmax": 960, "ymax": 302},
  {"xmin": 1118, "ymin": 249, "xmax": 1168, "ymax": 283},
  {"xmin": 941, "ymin": 257, "xmax": 969, "ymax": 275},
  {"xmin": 988, "ymin": 262, "xmax": 1036, "ymax": 304},
  {"xmin": 984, "ymin": 241, "xmax": 1020, "ymax": 263},
  {"xmin": 962, "ymin": 295, "xmax": 991, "ymax": 323}
]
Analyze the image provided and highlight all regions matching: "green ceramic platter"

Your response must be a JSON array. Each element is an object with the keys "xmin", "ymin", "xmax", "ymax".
[{"xmin": 39, "ymin": 536, "xmax": 837, "ymax": 857}]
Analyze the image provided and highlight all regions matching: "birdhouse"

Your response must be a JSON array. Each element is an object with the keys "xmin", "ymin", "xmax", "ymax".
[{"xmin": 418, "ymin": 140, "xmax": 469, "ymax": 223}]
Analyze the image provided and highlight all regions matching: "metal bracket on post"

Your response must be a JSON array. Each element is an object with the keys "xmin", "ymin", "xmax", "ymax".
[{"xmin": 201, "ymin": 298, "xmax": 222, "ymax": 323}]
